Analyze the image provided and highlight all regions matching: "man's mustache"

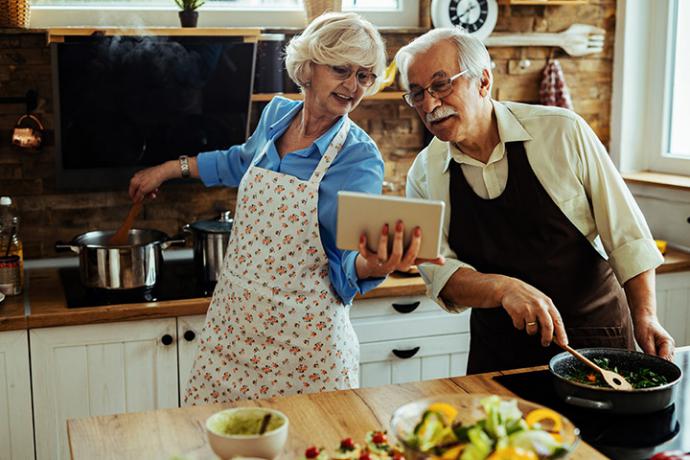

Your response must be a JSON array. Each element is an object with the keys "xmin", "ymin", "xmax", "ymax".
[{"xmin": 426, "ymin": 105, "xmax": 458, "ymax": 123}]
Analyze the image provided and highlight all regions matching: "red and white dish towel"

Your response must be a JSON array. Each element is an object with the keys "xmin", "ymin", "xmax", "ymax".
[{"xmin": 540, "ymin": 58, "xmax": 573, "ymax": 110}]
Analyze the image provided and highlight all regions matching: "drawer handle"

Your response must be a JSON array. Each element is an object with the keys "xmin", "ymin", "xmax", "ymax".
[
  {"xmin": 392, "ymin": 347, "xmax": 420, "ymax": 359},
  {"xmin": 183, "ymin": 330, "xmax": 196, "ymax": 342},
  {"xmin": 392, "ymin": 301, "xmax": 420, "ymax": 314},
  {"xmin": 161, "ymin": 334, "xmax": 174, "ymax": 346}
]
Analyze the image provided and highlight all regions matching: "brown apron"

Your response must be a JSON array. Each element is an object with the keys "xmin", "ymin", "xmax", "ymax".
[{"xmin": 448, "ymin": 141, "xmax": 635, "ymax": 374}]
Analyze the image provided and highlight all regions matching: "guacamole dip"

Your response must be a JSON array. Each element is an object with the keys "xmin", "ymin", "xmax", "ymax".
[{"xmin": 208, "ymin": 409, "xmax": 285, "ymax": 436}]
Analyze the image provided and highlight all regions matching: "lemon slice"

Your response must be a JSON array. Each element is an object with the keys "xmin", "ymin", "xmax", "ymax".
[{"xmin": 427, "ymin": 402, "xmax": 458, "ymax": 425}]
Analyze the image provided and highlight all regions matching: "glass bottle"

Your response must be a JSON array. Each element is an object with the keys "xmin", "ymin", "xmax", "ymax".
[{"xmin": 0, "ymin": 197, "xmax": 23, "ymax": 295}]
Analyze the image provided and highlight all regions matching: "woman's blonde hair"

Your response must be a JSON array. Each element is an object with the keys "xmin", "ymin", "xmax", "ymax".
[{"xmin": 285, "ymin": 12, "xmax": 387, "ymax": 96}]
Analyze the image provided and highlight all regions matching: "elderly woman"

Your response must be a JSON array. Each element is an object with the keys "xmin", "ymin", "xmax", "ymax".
[{"xmin": 129, "ymin": 12, "xmax": 428, "ymax": 404}]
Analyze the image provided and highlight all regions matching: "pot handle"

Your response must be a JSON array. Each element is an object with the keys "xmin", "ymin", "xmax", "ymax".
[
  {"xmin": 161, "ymin": 234, "xmax": 187, "ymax": 250},
  {"xmin": 55, "ymin": 241, "xmax": 80, "ymax": 254},
  {"xmin": 564, "ymin": 395, "xmax": 613, "ymax": 410}
]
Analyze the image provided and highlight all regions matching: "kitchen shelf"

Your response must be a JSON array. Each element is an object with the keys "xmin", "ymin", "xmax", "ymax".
[
  {"xmin": 47, "ymin": 27, "xmax": 261, "ymax": 44},
  {"xmin": 499, "ymin": 0, "xmax": 588, "ymax": 5},
  {"xmin": 251, "ymin": 91, "xmax": 405, "ymax": 102}
]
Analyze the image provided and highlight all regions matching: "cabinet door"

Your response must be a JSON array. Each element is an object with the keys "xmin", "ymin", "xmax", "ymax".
[
  {"xmin": 177, "ymin": 314, "xmax": 206, "ymax": 402},
  {"xmin": 359, "ymin": 333, "xmax": 470, "ymax": 388},
  {"xmin": 656, "ymin": 271, "xmax": 690, "ymax": 347},
  {"xmin": 0, "ymin": 330, "xmax": 35, "ymax": 460},
  {"xmin": 31, "ymin": 318, "xmax": 178, "ymax": 460}
]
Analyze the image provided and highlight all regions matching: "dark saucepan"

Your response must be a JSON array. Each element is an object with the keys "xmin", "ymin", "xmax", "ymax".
[{"xmin": 549, "ymin": 347, "xmax": 682, "ymax": 414}]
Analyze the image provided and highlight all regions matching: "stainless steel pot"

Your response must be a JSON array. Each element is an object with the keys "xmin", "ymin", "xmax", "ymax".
[
  {"xmin": 184, "ymin": 211, "xmax": 233, "ymax": 288},
  {"xmin": 55, "ymin": 229, "xmax": 185, "ymax": 290},
  {"xmin": 549, "ymin": 347, "xmax": 683, "ymax": 414}
]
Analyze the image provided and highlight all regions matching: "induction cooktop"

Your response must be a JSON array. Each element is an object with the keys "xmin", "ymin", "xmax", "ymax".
[
  {"xmin": 494, "ymin": 350, "xmax": 689, "ymax": 460},
  {"xmin": 59, "ymin": 258, "xmax": 211, "ymax": 308}
]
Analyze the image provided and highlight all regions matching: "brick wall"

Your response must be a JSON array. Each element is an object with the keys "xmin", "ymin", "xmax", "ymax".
[{"xmin": 0, "ymin": 0, "xmax": 615, "ymax": 258}]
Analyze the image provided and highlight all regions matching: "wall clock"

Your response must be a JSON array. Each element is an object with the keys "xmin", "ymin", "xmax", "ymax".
[{"xmin": 430, "ymin": 0, "xmax": 498, "ymax": 41}]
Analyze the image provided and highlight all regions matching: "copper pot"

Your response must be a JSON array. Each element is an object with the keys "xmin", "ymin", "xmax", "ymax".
[{"xmin": 12, "ymin": 114, "xmax": 43, "ymax": 149}]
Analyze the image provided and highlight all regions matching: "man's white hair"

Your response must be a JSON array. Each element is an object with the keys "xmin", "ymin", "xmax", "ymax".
[
  {"xmin": 395, "ymin": 28, "xmax": 492, "ymax": 91},
  {"xmin": 285, "ymin": 12, "xmax": 387, "ymax": 96}
]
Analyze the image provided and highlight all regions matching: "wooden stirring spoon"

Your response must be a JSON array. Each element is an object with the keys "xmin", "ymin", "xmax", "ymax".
[
  {"xmin": 558, "ymin": 342, "xmax": 633, "ymax": 391},
  {"xmin": 109, "ymin": 201, "xmax": 143, "ymax": 246}
]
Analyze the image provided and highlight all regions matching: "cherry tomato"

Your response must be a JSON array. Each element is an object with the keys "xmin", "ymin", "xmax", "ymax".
[
  {"xmin": 372, "ymin": 431, "xmax": 387, "ymax": 444},
  {"xmin": 650, "ymin": 451, "xmax": 690, "ymax": 460},
  {"xmin": 305, "ymin": 446, "xmax": 320, "ymax": 458},
  {"xmin": 359, "ymin": 453, "xmax": 372, "ymax": 460},
  {"xmin": 340, "ymin": 437, "xmax": 355, "ymax": 450}
]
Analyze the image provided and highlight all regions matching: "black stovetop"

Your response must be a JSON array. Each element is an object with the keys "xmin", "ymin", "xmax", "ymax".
[
  {"xmin": 59, "ymin": 258, "xmax": 211, "ymax": 308},
  {"xmin": 494, "ymin": 350, "xmax": 689, "ymax": 460}
]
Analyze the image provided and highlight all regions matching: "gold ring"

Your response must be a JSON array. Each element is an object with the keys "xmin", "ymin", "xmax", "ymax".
[{"xmin": 526, "ymin": 321, "xmax": 538, "ymax": 327}]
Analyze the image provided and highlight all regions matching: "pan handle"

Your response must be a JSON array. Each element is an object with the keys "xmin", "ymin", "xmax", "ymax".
[
  {"xmin": 55, "ymin": 241, "xmax": 80, "ymax": 254},
  {"xmin": 161, "ymin": 234, "xmax": 187, "ymax": 250},
  {"xmin": 564, "ymin": 395, "xmax": 613, "ymax": 410}
]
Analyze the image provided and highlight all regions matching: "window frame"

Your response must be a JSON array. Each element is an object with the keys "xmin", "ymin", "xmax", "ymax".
[
  {"xmin": 29, "ymin": 0, "xmax": 420, "ymax": 28},
  {"xmin": 611, "ymin": 0, "xmax": 690, "ymax": 176}
]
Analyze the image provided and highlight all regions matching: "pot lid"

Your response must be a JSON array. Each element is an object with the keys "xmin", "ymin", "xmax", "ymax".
[{"xmin": 189, "ymin": 211, "xmax": 233, "ymax": 234}]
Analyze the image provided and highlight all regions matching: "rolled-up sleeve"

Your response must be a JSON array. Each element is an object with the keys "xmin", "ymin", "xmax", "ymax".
[
  {"xmin": 406, "ymin": 152, "xmax": 475, "ymax": 313},
  {"xmin": 574, "ymin": 117, "xmax": 663, "ymax": 283}
]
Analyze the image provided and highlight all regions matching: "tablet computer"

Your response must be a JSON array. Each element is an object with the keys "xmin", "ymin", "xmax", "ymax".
[{"xmin": 336, "ymin": 191, "xmax": 445, "ymax": 259}]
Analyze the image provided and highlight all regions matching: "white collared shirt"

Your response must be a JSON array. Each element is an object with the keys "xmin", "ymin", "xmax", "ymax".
[{"xmin": 407, "ymin": 100, "xmax": 663, "ymax": 312}]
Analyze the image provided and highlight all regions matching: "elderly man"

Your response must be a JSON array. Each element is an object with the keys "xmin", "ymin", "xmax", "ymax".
[{"xmin": 395, "ymin": 28, "xmax": 674, "ymax": 373}]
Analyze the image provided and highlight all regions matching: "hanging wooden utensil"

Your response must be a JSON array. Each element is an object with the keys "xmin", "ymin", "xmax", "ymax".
[{"xmin": 109, "ymin": 201, "xmax": 143, "ymax": 246}]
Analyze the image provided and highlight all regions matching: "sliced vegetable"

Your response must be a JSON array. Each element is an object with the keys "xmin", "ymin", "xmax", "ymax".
[
  {"xmin": 428, "ymin": 402, "xmax": 459, "ymax": 425},
  {"xmin": 525, "ymin": 408, "xmax": 563, "ymax": 433},
  {"xmin": 486, "ymin": 447, "xmax": 538, "ymax": 460}
]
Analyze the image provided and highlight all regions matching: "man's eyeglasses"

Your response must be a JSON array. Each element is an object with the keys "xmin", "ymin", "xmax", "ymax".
[
  {"xmin": 402, "ymin": 69, "xmax": 469, "ymax": 107},
  {"xmin": 328, "ymin": 65, "xmax": 377, "ymax": 88}
]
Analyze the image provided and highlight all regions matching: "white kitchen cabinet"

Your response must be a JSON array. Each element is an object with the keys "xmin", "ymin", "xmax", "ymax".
[
  {"xmin": 0, "ymin": 330, "xmax": 35, "ymax": 460},
  {"xmin": 31, "ymin": 318, "xmax": 179, "ymax": 460},
  {"xmin": 177, "ymin": 314, "xmax": 206, "ymax": 399},
  {"xmin": 352, "ymin": 296, "xmax": 471, "ymax": 388},
  {"xmin": 656, "ymin": 271, "xmax": 690, "ymax": 347}
]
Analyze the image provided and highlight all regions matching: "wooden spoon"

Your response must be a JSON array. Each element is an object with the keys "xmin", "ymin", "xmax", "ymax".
[
  {"xmin": 109, "ymin": 201, "xmax": 143, "ymax": 246},
  {"xmin": 558, "ymin": 343, "xmax": 633, "ymax": 391},
  {"xmin": 258, "ymin": 413, "xmax": 272, "ymax": 435}
]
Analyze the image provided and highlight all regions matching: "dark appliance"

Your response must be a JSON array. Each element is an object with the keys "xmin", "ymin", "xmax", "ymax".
[
  {"xmin": 52, "ymin": 35, "xmax": 256, "ymax": 190},
  {"xmin": 494, "ymin": 350, "xmax": 690, "ymax": 460},
  {"xmin": 254, "ymin": 34, "xmax": 285, "ymax": 93},
  {"xmin": 59, "ymin": 257, "xmax": 209, "ymax": 307}
]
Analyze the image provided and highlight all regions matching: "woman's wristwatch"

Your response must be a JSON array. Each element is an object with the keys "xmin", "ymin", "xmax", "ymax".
[{"xmin": 179, "ymin": 155, "xmax": 191, "ymax": 178}]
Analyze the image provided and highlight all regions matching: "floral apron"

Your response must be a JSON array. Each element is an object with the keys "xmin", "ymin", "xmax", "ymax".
[{"xmin": 184, "ymin": 118, "xmax": 359, "ymax": 404}]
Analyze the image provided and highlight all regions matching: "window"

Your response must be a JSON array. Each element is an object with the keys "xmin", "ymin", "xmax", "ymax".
[
  {"xmin": 611, "ymin": 0, "xmax": 690, "ymax": 176},
  {"xmin": 668, "ymin": 0, "xmax": 690, "ymax": 158},
  {"xmin": 29, "ymin": 0, "xmax": 417, "ymax": 28}
]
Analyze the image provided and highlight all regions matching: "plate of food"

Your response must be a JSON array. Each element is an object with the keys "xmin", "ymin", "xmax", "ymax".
[{"xmin": 390, "ymin": 393, "xmax": 580, "ymax": 459}]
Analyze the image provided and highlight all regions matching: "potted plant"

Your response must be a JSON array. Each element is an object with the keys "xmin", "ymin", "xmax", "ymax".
[{"xmin": 175, "ymin": 0, "xmax": 205, "ymax": 27}]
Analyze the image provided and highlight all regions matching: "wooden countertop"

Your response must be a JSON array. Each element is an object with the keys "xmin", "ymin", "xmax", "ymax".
[
  {"xmin": 0, "ymin": 289, "xmax": 27, "ymax": 331},
  {"xmin": 0, "ymin": 268, "xmax": 426, "ymax": 331},
  {"xmin": 1, "ymin": 247, "xmax": 688, "ymax": 332},
  {"xmin": 67, "ymin": 368, "xmax": 606, "ymax": 460}
]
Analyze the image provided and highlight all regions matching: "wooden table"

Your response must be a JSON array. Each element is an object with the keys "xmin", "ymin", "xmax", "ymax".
[{"xmin": 67, "ymin": 369, "xmax": 607, "ymax": 460}]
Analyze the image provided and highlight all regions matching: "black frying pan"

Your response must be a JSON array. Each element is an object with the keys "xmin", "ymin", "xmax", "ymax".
[{"xmin": 549, "ymin": 347, "xmax": 683, "ymax": 414}]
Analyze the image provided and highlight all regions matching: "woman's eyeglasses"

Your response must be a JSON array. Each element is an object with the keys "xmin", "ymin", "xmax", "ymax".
[
  {"xmin": 403, "ymin": 69, "xmax": 469, "ymax": 107},
  {"xmin": 328, "ymin": 65, "xmax": 377, "ymax": 88}
]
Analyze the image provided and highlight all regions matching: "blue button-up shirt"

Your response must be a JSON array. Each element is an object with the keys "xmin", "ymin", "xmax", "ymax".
[{"xmin": 197, "ymin": 96, "xmax": 385, "ymax": 304}]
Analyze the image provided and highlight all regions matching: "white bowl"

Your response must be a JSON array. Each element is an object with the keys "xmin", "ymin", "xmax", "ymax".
[{"xmin": 205, "ymin": 407, "xmax": 289, "ymax": 460}]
